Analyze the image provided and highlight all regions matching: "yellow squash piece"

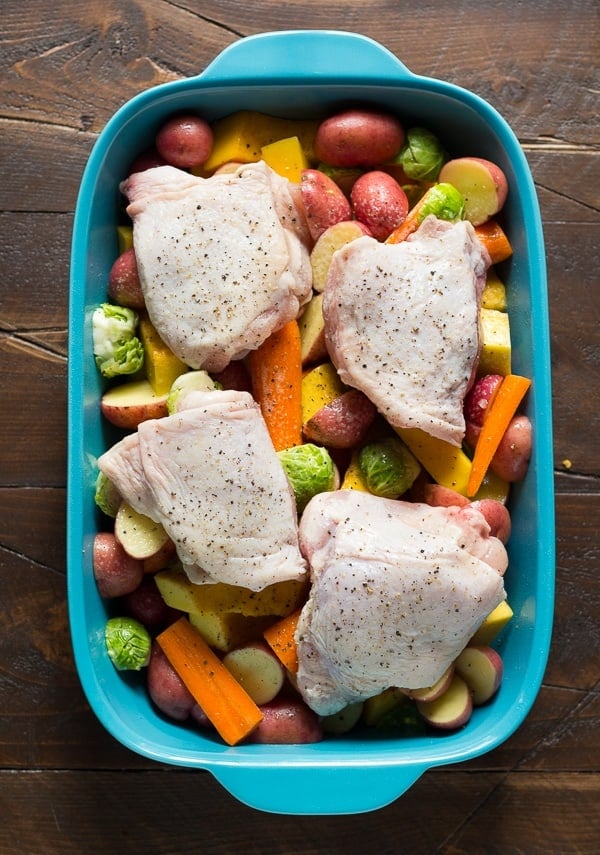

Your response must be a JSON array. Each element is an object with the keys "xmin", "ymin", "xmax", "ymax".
[
  {"xmin": 155, "ymin": 567, "xmax": 308, "ymax": 618},
  {"xmin": 139, "ymin": 315, "xmax": 188, "ymax": 396},
  {"xmin": 201, "ymin": 111, "xmax": 319, "ymax": 173},
  {"xmin": 189, "ymin": 610, "xmax": 275, "ymax": 652},
  {"xmin": 470, "ymin": 600, "xmax": 514, "ymax": 645},
  {"xmin": 261, "ymin": 136, "xmax": 310, "ymax": 182},
  {"xmin": 394, "ymin": 427, "xmax": 472, "ymax": 496},
  {"xmin": 481, "ymin": 268, "xmax": 507, "ymax": 311},
  {"xmin": 117, "ymin": 224, "xmax": 133, "ymax": 253},
  {"xmin": 340, "ymin": 451, "xmax": 370, "ymax": 492},
  {"xmin": 478, "ymin": 308, "xmax": 512, "ymax": 376},
  {"xmin": 301, "ymin": 362, "xmax": 346, "ymax": 423}
]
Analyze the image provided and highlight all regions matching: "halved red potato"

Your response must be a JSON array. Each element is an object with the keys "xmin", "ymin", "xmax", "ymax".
[
  {"xmin": 101, "ymin": 379, "xmax": 168, "ymax": 428},
  {"xmin": 438, "ymin": 157, "xmax": 508, "ymax": 226},
  {"xmin": 454, "ymin": 645, "xmax": 504, "ymax": 705}
]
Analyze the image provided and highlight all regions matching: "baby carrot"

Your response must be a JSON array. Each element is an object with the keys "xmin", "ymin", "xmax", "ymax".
[
  {"xmin": 248, "ymin": 319, "xmax": 303, "ymax": 451},
  {"xmin": 474, "ymin": 219, "xmax": 513, "ymax": 264},
  {"xmin": 263, "ymin": 608, "xmax": 302, "ymax": 674},
  {"xmin": 156, "ymin": 616, "xmax": 263, "ymax": 746},
  {"xmin": 467, "ymin": 374, "xmax": 531, "ymax": 497}
]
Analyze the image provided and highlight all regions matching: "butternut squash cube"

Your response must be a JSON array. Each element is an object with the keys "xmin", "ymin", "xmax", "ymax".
[
  {"xmin": 340, "ymin": 451, "xmax": 370, "ymax": 492},
  {"xmin": 189, "ymin": 610, "xmax": 274, "ymax": 652},
  {"xmin": 478, "ymin": 308, "xmax": 512, "ymax": 376},
  {"xmin": 394, "ymin": 427, "xmax": 473, "ymax": 496},
  {"xmin": 482, "ymin": 268, "xmax": 507, "ymax": 311},
  {"xmin": 261, "ymin": 136, "xmax": 310, "ymax": 182},
  {"xmin": 301, "ymin": 362, "xmax": 346, "ymax": 423},
  {"xmin": 200, "ymin": 111, "xmax": 319, "ymax": 173},
  {"xmin": 139, "ymin": 315, "xmax": 188, "ymax": 395},
  {"xmin": 470, "ymin": 600, "xmax": 514, "ymax": 645}
]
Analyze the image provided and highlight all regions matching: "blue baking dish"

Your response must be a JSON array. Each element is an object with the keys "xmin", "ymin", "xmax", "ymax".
[{"xmin": 67, "ymin": 30, "xmax": 554, "ymax": 815}]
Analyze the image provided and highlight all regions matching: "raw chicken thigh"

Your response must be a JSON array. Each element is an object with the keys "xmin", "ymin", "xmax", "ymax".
[
  {"xmin": 97, "ymin": 389, "xmax": 307, "ymax": 591},
  {"xmin": 121, "ymin": 161, "xmax": 313, "ymax": 372},
  {"xmin": 295, "ymin": 490, "xmax": 507, "ymax": 715},
  {"xmin": 323, "ymin": 216, "xmax": 490, "ymax": 446}
]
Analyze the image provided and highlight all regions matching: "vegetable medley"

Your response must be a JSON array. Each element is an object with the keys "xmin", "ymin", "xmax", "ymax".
[{"xmin": 92, "ymin": 105, "xmax": 532, "ymax": 746}]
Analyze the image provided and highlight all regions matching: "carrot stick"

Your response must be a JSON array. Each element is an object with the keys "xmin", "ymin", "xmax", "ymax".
[
  {"xmin": 467, "ymin": 374, "xmax": 531, "ymax": 497},
  {"xmin": 474, "ymin": 219, "xmax": 513, "ymax": 264},
  {"xmin": 248, "ymin": 319, "xmax": 303, "ymax": 451},
  {"xmin": 157, "ymin": 616, "xmax": 263, "ymax": 746},
  {"xmin": 385, "ymin": 193, "xmax": 429, "ymax": 244},
  {"xmin": 263, "ymin": 608, "xmax": 302, "ymax": 674}
]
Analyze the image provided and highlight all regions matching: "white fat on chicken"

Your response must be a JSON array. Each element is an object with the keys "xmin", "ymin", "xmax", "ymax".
[
  {"xmin": 97, "ymin": 389, "xmax": 307, "ymax": 591},
  {"xmin": 295, "ymin": 490, "xmax": 507, "ymax": 716},
  {"xmin": 323, "ymin": 216, "xmax": 489, "ymax": 446},
  {"xmin": 120, "ymin": 161, "xmax": 312, "ymax": 372}
]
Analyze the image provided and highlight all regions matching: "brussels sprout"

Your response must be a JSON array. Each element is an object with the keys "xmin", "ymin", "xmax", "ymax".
[
  {"xmin": 277, "ymin": 443, "xmax": 338, "ymax": 513},
  {"xmin": 417, "ymin": 183, "xmax": 465, "ymax": 225},
  {"xmin": 94, "ymin": 470, "xmax": 121, "ymax": 518},
  {"xmin": 92, "ymin": 303, "xmax": 144, "ymax": 378},
  {"xmin": 358, "ymin": 438, "xmax": 421, "ymax": 499},
  {"xmin": 105, "ymin": 616, "xmax": 151, "ymax": 671},
  {"xmin": 396, "ymin": 126, "xmax": 447, "ymax": 182},
  {"xmin": 166, "ymin": 370, "xmax": 221, "ymax": 414}
]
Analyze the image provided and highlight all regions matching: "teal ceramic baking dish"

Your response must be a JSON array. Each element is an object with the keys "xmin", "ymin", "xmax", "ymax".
[{"xmin": 67, "ymin": 30, "xmax": 554, "ymax": 815}]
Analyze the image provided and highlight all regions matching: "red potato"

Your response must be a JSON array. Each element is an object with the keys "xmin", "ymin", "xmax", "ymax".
[
  {"xmin": 298, "ymin": 293, "xmax": 328, "ymax": 366},
  {"xmin": 93, "ymin": 532, "xmax": 144, "ymax": 598},
  {"xmin": 422, "ymin": 483, "xmax": 470, "ymax": 508},
  {"xmin": 211, "ymin": 360, "xmax": 253, "ymax": 393},
  {"xmin": 310, "ymin": 219, "xmax": 371, "ymax": 292},
  {"xmin": 303, "ymin": 389, "xmax": 377, "ymax": 449},
  {"xmin": 128, "ymin": 147, "xmax": 167, "ymax": 175},
  {"xmin": 402, "ymin": 664, "xmax": 455, "ymax": 703},
  {"xmin": 147, "ymin": 641, "xmax": 195, "ymax": 721},
  {"xmin": 491, "ymin": 414, "xmax": 532, "ymax": 482},
  {"xmin": 350, "ymin": 170, "xmax": 409, "ymax": 241},
  {"xmin": 416, "ymin": 673, "xmax": 473, "ymax": 730},
  {"xmin": 464, "ymin": 374, "xmax": 504, "ymax": 427},
  {"xmin": 454, "ymin": 645, "xmax": 504, "ymax": 706},
  {"xmin": 155, "ymin": 113, "xmax": 214, "ymax": 168},
  {"xmin": 107, "ymin": 248, "xmax": 145, "ymax": 310},
  {"xmin": 438, "ymin": 157, "xmax": 508, "ymax": 226},
  {"xmin": 222, "ymin": 641, "xmax": 286, "ymax": 706},
  {"xmin": 142, "ymin": 538, "xmax": 177, "ymax": 574},
  {"xmin": 101, "ymin": 379, "xmax": 169, "ymax": 429},
  {"xmin": 121, "ymin": 576, "xmax": 181, "ymax": 628},
  {"xmin": 314, "ymin": 109, "xmax": 405, "ymax": 168},
  {"xmin": 114, "ymin": 502, "xmax": 171, "ymax": 561},
  {"xmin": 300, "ymin": 169, "xmax": 352, "ymax": 242},
  {"xmin": 471, "ymin": 498, "xmax": 512, "ymax": 543},
  {"xmin": 249, "ymin": 697, "xmax": 323, "ymax": 744}
]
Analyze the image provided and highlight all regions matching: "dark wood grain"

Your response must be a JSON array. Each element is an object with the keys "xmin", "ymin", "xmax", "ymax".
[{"xmin": 1, "ymin": 0, "xmax": 598, "ymax": 851}]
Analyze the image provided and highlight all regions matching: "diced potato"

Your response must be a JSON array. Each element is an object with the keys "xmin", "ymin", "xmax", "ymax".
[
  {"xmin": 478, "ymin": 308, "xmax": 511, "ymax": 376},
  {"xmin": 482, "ymin": 268, "xmax": 507, "ymax": 311},
  {"xmin": 470, "ymin": 600, "xmax": 514, "ymax": 645},
  {"xmin": 138, "ymin": 315, "xmax": 188, "ymax": 395},
  {"xmin": 200, "ymin": 111, "xmax": 319, "ymax": 173},
  {"xmin": 394, "ymin": 427, "xmax": 472, "ymax": 496},
  {"xmin": 301, "ymin": 362, "xmax": 346, "ymax": 423},
  {"xmin": 261, "ymin": 136, "xmax": 309, "ymax": 182},
  {"xmin": 155, "ymin": 567, "xmax": 308, "ymax": 618},
  {"xmin": 189, "ymin": 610, "xmax": 275, "ymax": 652},
  {"xmin": 298, "ymin": 292, "xmax": 328, "ymax": 366}
]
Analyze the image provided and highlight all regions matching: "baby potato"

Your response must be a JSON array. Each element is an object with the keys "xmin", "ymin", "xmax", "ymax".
[
  {"xmin": 107, "ymin": 248, "xmax": 145, "ymax": 310},
  {"xmin": 121, "ymin": 576, "xmax": 181, "ymax": 629},
  {"xmin": 249, "ymin": 697, "xmax": 323, "ymax": 744},
  {"xmin": 300, "ymin": 168, "xmax": 352, "ymax": 241},
  {"xmin": 93, "ymin": 532, "xmax": 144, "ymax": 599},
  {"xmin": 470, "ymin": 499, "xmax": 512, "ymax": 543},
  {"xmin": 491, "ymin": 414, "xmax": 532, "ymax": 482},
  {"xmin": 314, "ymin": 108, "xmax": 405, "ymax": 168},
  {"xmin": 350, "ymin": 170, "xmax": 409, "ymax": 241},
  {"xmin": 147, "ymin": 641, "xmax": 195, "ymax": 721},
  {"xmin": 155, "ymin": 113, "xmax": 214, "ymax": 169},
  {"xmin": 303, "ymin": 389, "xmax": 377, "ymax": 449}
]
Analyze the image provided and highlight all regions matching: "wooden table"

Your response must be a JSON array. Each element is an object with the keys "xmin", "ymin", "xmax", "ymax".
[{"xmin": 1, "ymin": 1, "xmax": 598, "ymax": 852}]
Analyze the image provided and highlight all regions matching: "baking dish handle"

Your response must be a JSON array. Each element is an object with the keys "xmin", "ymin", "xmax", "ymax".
[
  {"xmin": 212, "ymin": 762, "xmax": 427, "ymax": 816},
  {"xmin": 200, "ymin": 30, "xmax": 413, "ymax": 84}
]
